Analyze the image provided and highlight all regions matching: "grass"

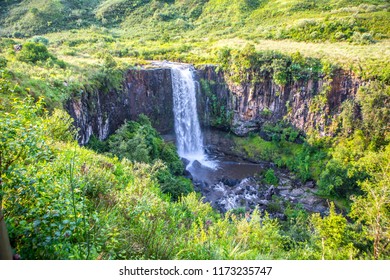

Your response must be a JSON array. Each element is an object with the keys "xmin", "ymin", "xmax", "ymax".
[
  {"xmin": 1, "ymin": 26, "xmax": 389, "ymax": 110},
  {"xmin": 1, "ymin": 0, "xmax": 388, "ymax": 89},
  {"xmin": 1, "ymin": 0, "xmax": 389, "ymax": 261},
  {"xmin": 213, "ymin": 38, "xmax": 390, "ymax": 68}
]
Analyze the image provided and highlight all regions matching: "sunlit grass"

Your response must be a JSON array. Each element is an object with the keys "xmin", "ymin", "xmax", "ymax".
[{"xmin": 212, "ymin": 38, "xmax": 390, "ymax": 66}]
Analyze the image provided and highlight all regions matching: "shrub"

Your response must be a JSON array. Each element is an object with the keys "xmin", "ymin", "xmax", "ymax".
[
  {"xmin": 156, "ymin": 168, "xmax": 193, "ymax": 201},
  {"xmin": 44, "ymin": 109, "xmax": 78, "ymax": 143},
  {"xmin": 29, "ymin": 36, "xmax": 49, "ymax": 46},
  {"xmin": 0, "ymin": 56, "xmax": 7, "ymax": 68},
  {"xmin": 17, "ymin": 42, "xmax": 51, "ymax": 63},
  {"xmin": 86, "ymin": 135, "xmax": 110, "ymax": 153},
  {"xmin": 159, "ymin": 142, "xmax": 184, "ymax": 175},
  {"xmin": 317, "ymin": 159, "xmax": 360, "ymax": 198},
  {"xmin": 351, "ymin": 32, "xmax": 376, "ymax": 45},
  {"xmin": 264, "ymin": 168, "xmax": 279, "ymax": 185},
  {"xmin": 102, "ymin": 54, "xmax": 117, "ymax": 69}
]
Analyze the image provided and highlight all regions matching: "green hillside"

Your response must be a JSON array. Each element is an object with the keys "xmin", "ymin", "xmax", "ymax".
[
  {"xmin": 1, "ymin": 1, "xmax": 388, "ymax": 71},
  {"xmin": 1, "ymin": 1, "xmax": 389, "ymax": 41}
]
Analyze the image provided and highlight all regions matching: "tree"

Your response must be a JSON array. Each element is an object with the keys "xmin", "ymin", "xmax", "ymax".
[
  {"xmin": 356, "ymin": 82, "xmax": 390, "ymax": 149},
  {"xmin": 311, "ymin": 203, "xmax": 357, "ymax": 259},
  {"xmin": 350, "ymin": 145, "xmax": 390, "ymax": 259}
]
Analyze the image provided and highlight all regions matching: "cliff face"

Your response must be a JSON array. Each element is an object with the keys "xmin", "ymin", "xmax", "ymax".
[
  {"xmin": 66, "ymin": 68, "xmax": 174, "ymax": 145},
  {"xmin": 197, "ymin": 66, "xmax": 361, "ymax": 136},
  {"xmin": 66, "ymin": 64, "xmax": 361, "ymax": 145}
]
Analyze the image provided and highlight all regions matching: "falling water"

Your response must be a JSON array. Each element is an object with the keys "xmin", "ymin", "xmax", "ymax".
[{"xmin": 166, "ymin": 62, "xmax": 216, "ymax": 169}]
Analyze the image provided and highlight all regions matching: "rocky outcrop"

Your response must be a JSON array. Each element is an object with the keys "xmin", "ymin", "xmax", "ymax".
[
  {"xmin": 197, "ymin": 65, "xmax": 361, "ymax": 136},
  {"xmin": 66, "ymin": 67, "xmax": 174, "ymax": 145},
  {"xmin": 193, "ymin": 171, "xmax": 327, "ymax": 216}
]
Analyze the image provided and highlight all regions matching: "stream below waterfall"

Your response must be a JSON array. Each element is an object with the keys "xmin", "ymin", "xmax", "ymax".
[{"xmin": 164, "ymin": 129, "xmax": 328, "ymax": 217}]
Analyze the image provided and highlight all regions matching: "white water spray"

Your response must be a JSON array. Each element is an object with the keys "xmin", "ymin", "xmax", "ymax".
[{"xmin": 164, "ymin": 62, "xmax": 216, "ymax": 169}]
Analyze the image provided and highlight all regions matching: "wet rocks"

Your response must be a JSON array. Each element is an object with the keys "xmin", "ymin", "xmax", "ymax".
[
  {"xmin": 195, "ymin": 169, "xmax": 327, "ymax": 218},
  {"xmin": 220, "ymin": 177, "xmax": 240, "ymax": 187}
]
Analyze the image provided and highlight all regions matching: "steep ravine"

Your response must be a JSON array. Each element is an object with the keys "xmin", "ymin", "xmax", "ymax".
[{"xmin": 65, "ymin": 63, "xmax": 361, "ymax": 216}]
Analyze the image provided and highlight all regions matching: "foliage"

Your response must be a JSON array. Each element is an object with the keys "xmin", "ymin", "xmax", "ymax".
[
  {"xmin": 17, "ymin": 42, "xmax": 51, "ymax": 63},
  {"xmin": 200, "ymin": 78, "xmax": 232, "ymax": 129},
  {"xmin": 0, "ymin": 56, "xmax": 7, "ymax": 68},
  {"xmin": 16, "ymin": 42, "xmax": 65, "ymax": 68},
  {"xmin": 0, "ymin": 0, "xmax": 389, "ymax": 261},
  {"xmin": 317, "ymin": 159, "xmax": 360, "ymax": 198},
  {"xmin": 44, "ymin": 109, "xmax": 78, "ymax": 143},
  {"xmin": 0, "ymin": 96, "xmax": 49, "ymax": 184},
  {"xmin": 235, "ymin": 133, "xmax": 328, "ymax": 182},
  {"xmin": 264, "ymin": 168, "xmax": 279, "ymax": 185},
  {"xmin": 356, "ymin": 81, "xmax": 390, "ymax": 149},
  {"xmin": 218, "ymin": 47, "xmax": 326, "ymax": 85},
  {"xmin": 350, "ymin": 145, "xmax": 390, "ymax": 259},
  {"xmin": 311, "ymin": 203, "xmax": 357, "ymax": 260},
  {"xmin": 1, "ymin": 1, "xmax": 388, "ymax": 44},
  {"xmin": 261, "ymin": 122, "xmax": 301, "ymax": 143},
  {"xmin": 0, "ymin": 0, "xmax": 100, "ymax": 37},
  {"xmin": 107, "ymin": 115, "xmax": 183, "ymax": 173},
  {"xmin": 1, "ymin": 75, "xmax": 389, "ymax": 260},
  {"xmin": 29, "ymin": 36, "xmax": 49, "ymax": 46},
  {"xmin": 280, "ymin": 17, "xmax": 376, "ymax": 44},
  {"xmin": 88, "ymin": 114, "xmax": 188, "ymax": 200},
  {"xmin": 155, "ymin": 167, "xmax": 193, "ymax": 201}
]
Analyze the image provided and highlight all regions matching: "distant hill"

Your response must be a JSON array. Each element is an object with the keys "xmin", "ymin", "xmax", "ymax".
[{"xmin": 1, "ymin": 0, "xmax": 389, "ymax": 44}]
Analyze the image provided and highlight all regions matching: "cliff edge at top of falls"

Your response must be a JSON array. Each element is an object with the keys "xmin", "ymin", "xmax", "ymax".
[{"xmin": 65, "ymin": 63, "xmax": 362, "ymax": 145}]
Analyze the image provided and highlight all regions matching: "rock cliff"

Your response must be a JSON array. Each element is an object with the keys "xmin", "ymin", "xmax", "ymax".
[
  {"xmin": 66, "ymin": 63, "xmax": 361, "ymax": 144},
  {"xmin": 66, "ymin": 67, "xmax": 174, "ymax": 145},
  {"xmin": 197, "ymin": 65, "xmax": 361, "ymax": 136}
]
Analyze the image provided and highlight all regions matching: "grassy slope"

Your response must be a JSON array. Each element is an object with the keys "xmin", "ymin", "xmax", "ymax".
[
  {"xmin": 1, "ymin": 1, "xmax": 389, "ymax": 40},
  {"xmin": 1, "ymin": 1, "xmax": 388, "ymax": 66}
]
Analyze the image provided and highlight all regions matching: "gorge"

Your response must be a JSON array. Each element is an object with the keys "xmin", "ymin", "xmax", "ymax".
[
  {"xmin": 2, "ymin": 0, "xmax": 389, "ymax": 261},
  {"xmin": 66, "ymin": 60, "xmax": 339, "ymax": 216}
]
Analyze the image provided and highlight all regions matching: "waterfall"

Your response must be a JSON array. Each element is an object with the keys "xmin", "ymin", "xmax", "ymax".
[{"xmin": 164, "ymin": 62, "xmax": 216, "ymax": 169}]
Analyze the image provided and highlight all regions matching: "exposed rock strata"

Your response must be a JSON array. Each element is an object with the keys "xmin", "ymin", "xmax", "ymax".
[
  {"xmin": 66, "ymin": 67, "xmax": 173, "ymax": 144},
  {"xmin": 197, "ymin": 65, "xmax": 361, "ymax": 136},
  {"xmin": 66, "ymin": 63, "xmax": 361, "ymax": 144}
]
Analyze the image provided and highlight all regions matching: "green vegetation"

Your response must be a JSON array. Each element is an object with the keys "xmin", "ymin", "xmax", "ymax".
[
  {"xmin": 0, "ymin": 0, "xmax": 389, "ymax": 261},
  {"xmin": 199, "ymin": 78, "xmax": 233, "ymax": 128},
  {"xmin": 234, "ymin": 80, "xmax": 389, "ymax": 216},
  {"xmin": 87, "ymin": 114, "xmax": 192, "ymax": 201},
  {"xmin": 235, "ymin": 128, "xmax": 328, "ymax": 182},
  {"xmin": 2, "ymin": 59, "xmax": 388, "ymax": 260},
  {"xmin": 218, "ymin": 44, "xmax": 329, "ymax": 85},
  {"xmin": 0, "ymin": 1, "xmax": 389, "ymax": 85},
  {"xmin": 16, "ymin": 42, "xmax": 66, "ymax": 69},
  {"xmin": 264, "ymin": 169, "xmax": 279, "ymax": 185}
]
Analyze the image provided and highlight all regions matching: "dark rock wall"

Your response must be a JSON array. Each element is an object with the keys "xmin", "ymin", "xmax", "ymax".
[
  {"xmin": 66, "ymin": 68, "xmax": 174, "ymax": 145},
  {"xmin": 197, "ymin": 66, "xmax": 361, "ymax": 136}
]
